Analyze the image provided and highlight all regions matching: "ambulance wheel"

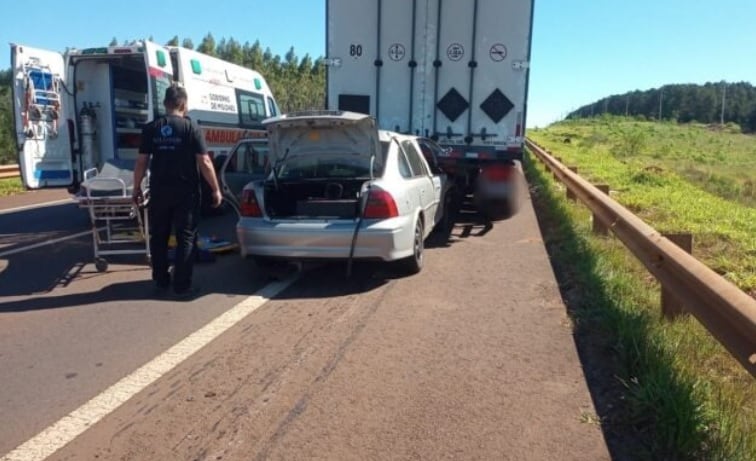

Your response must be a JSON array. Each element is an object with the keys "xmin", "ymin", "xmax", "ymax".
[{"xmin": 95, "ymin": 258, "xmax": 108, "ymax": 272}]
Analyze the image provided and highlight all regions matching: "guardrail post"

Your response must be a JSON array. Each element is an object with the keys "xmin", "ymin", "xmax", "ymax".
[
  {"xmin": 592, "ymin": 185, "xmax": 611, "ymax": 235},
  {"xmin": 553, "ymin": 157, "xmax": 562, "ymax": 180},
  {"xmin": 566, "ymin": 166, "xmax": 578, "ymax": 201},
  {"xmin": 661, "ymin": 233, "xmax": 693, "ymax": 319}
]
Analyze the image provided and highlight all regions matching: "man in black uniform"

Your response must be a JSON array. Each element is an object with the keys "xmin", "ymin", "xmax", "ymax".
[{"xmin": 132, "ymin": 84, "xmax": 222, "ymax": 298}]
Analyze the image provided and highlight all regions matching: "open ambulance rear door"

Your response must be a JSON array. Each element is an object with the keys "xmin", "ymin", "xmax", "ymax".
[
  {"xmin": 10, "ymin": 44, "xmax": 74, "ymax": 189},
  {"xmin": 142, "ymin": 40, "xmax": 174, "ymax": 120}
]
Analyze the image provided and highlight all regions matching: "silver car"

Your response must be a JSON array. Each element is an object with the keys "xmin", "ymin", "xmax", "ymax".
[{"xmin": 226, "ymin": 111, "xmax": 451, "ymax": 274}]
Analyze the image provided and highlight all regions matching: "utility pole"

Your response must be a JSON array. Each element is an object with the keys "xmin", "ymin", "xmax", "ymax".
[
  {"xmin": 658, "ymin": 86, "xmax": 663, "ymax": 120},
  {"xmin": 625, "ymin": 94, "xmax": 630, "ymax": 116},
  {"xmin": 720, "ymin": 80, "xmax": 727, "ymax": 125}
]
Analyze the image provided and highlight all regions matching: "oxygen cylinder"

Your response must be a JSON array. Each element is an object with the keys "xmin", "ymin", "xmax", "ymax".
[{"xmin": 79, "ymin": 103, "xmax": 97, "ymax": 170}]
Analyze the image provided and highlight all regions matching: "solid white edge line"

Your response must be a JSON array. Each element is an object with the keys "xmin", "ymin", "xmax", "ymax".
[
  {"xmin": 0, "ymin": 199, "xmax": 74, "ymax": 216},
  {"xmin": 0, "ymin": 275, "xmax": 298, "ymax": 461},
  {"xmin": 0, "ymin": 228, "xmax": 104, "ymax": 259}
]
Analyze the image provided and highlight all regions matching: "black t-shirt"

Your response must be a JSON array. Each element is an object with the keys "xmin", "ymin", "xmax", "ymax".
[{"xmin": 139, "ymin": 115, "xmax": 208, "ymax": 190}]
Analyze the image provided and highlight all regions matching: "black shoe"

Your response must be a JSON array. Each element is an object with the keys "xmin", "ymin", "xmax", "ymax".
[{"xmin": 173, "ymin": 285, "xmax": 201, "ymax": 300}]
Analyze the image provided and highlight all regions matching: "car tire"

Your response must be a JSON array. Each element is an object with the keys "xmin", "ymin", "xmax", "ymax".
[{"xmin": 399, "ymin": 217, "xmax": 424, "ymax": 275}]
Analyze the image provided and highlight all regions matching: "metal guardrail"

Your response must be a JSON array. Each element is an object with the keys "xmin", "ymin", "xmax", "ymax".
[
  {"xmin": 525, "ymin": 138, "xmax": 756, "ymax": 377},
  {"xmin": 0, "ymin": 164, "xmax": 20, "ymax": 180}
]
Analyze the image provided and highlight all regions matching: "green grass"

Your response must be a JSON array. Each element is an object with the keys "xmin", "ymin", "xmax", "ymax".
[
  {"xmin": 0, "ymin": 176, "xmax": 24, "ymax": 197},
  {"xmin": 525, "ymin": 117, "xmax": 755, "ymax": 460},
  {"xmin": 529, "ymin": 116, "xmax": 756, "ymax": 294}
]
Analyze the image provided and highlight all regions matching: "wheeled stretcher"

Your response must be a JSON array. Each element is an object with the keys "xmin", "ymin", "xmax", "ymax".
[{"xmin": 76, "ymin": 159, "xmax": 150, "ymax": 272}]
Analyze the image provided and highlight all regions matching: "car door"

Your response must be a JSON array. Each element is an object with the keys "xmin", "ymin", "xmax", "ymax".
[
  {"xmin": 401, "ymin": 139, "xmax": 437, "ymax": 232},
  {"xmin": 417, "ymin": 138, "xmax": 451, "ymax": 226},
  {"xmin": 220, "ymin": 139, "xmax": 270, "ymax": 214}
]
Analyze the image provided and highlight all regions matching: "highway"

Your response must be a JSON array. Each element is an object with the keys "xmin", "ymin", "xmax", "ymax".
[{"xmin": 0, "ymin": 175, "xmax": 611, "ymax": 461}]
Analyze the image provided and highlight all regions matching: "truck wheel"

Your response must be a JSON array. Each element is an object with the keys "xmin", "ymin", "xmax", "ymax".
[{"xmin": 399, "ymin": 217, "xmax": 424, "ymax": 275}]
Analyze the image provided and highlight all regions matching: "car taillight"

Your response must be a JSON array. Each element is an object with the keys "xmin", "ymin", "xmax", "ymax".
[
  {"xmin": 363, "ymin": 189, "xmax": 398, "ymax": 219},
  {"xmin": 240, "ymin": 189, "xmax": 262, "ymax": 217},
  {"xmin": 481, "ymin": 164, "xmax": 514, "ymax": 182}
]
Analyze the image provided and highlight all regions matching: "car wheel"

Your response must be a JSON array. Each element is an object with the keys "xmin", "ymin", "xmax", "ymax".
[{"xmin": 399, "ymin": 217, "xmax": 424, "ymax": 275}]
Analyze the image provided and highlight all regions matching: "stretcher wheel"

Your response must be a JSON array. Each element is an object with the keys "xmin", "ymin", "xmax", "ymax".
[{"xmin": 95, "ymin": 258, "xmax": 108, "ymax": 272}]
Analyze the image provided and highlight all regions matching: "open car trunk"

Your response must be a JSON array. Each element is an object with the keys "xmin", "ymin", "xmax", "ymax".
[
  {"xmin": 260, "ymin": 111, "xmax": 383, "ymax": 220},
  {"xmin": 264, "ymin": 178, "xmax": 369, "ymax": 220}
]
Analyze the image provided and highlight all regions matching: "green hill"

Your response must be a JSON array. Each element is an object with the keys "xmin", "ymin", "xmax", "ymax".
[{"xmin": 569, "ymin": 82, "xmax": 756, "ymax": 132}]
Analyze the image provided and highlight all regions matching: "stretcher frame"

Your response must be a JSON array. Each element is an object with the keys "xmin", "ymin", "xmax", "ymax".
[{"xmin": 77, "ymin": 168, "xmax": 151, "ymax": 272}]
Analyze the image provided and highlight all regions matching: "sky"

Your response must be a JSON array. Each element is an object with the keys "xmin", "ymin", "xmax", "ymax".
[{"xmin": 2, "ymin": 0, "xmax": 755, "ymax": 128}]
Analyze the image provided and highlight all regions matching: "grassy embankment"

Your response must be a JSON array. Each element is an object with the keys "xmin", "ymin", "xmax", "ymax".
[
  {"xmin": 0, "ymin": 176, "xmax": 23, "ymax": 197},
  {"xmin": 526, "ymin": 116, "xmax": 755, "ymax": 460}
]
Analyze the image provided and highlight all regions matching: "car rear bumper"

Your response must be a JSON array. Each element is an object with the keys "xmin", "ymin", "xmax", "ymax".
[{"xmin": 236, "ymin": 215, "xmax": 415, "ymax": 261}]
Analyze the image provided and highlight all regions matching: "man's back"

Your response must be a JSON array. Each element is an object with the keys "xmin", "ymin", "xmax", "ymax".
[{"xmin": 142, "ymin": 114, "xmax": 204, "ymax": 190}]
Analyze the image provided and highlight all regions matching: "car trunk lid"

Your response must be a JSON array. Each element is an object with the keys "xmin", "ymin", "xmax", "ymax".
[{"xmin": 263, "ymin": 110, "xmax": 382, "ymax": 178}]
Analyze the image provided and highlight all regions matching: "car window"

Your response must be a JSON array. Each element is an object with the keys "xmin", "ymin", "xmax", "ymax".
[
  {"xmin": 237, "ymin": 90, "xmax": 266, "ymax": 127},
  {"xmin": 230, "ymin": 142, "xmax": 268, "ymax": 175},
  {"xmin": 402, "ymin": 140, "xmax": 429, "ymax": 177},
  {"xmin": 396, "ymin": 143, "xmax": 413, "ymax": 179},
  {"xmin": 267, "ymin": 97, "xmax": 278, "ymax": 117},
  {"xmin": 418, "ymin": 140, "xmax": 444, "ymax": 175}
]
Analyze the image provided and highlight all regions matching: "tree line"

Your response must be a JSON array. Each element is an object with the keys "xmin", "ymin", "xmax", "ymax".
[
  {"xmin": 0, "ymin": 33, "xmax": 326, "ymax": 164},
  {"xmin": 568, "ymin": 81, "xmax": 756, "ymax": 132}
]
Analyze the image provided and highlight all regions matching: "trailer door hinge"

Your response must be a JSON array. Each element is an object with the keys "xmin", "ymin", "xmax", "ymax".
[
  {"xmin": 512, "ymin": 60, "xmax": 530, "ymax": 70},
  {"xmin": 324, "ymin": 57, "xmax": 343, "ymax": 68}
]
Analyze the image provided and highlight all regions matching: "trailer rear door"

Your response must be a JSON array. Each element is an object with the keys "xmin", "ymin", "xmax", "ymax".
[
  {"xmin": 327, "ymin": 0, "xmax": 377, "ymax": 117},
  {"xmin": 431, "ymin": 0, "xmax": 532, "ymax": 150},
  {"xmin": 327, "ymin": 0, "xmax": 533, "ymax": 154},
  {"xmin": 376, "ymin": 0, "xmax": 418, "ymax": 134},
  {"xmin": 10, "ymin": 44, "xmax": 73, "ymax": 189},
  {"xmin": 327, "ymin": 0, "xmax": 427, "ymax": 134}
]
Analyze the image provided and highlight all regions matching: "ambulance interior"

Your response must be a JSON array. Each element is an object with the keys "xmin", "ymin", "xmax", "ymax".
[{"xmin": 72, "ymin": 54, "xmax": 151, "ymax": 178}]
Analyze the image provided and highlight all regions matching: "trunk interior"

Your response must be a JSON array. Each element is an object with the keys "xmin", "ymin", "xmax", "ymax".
[{"xmin": 264, "ymin": 179, "xmax": 368, "ymax": 219}]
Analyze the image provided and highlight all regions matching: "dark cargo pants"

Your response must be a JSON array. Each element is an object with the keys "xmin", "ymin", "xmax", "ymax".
[{"xmin": 148, "ymin": 186, "xmax": 200, "ymax": 292}]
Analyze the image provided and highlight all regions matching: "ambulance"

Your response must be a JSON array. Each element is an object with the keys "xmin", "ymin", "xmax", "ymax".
[{"xmin": 9, "ymin": 40, "xmax": 279, "ymax": 192}]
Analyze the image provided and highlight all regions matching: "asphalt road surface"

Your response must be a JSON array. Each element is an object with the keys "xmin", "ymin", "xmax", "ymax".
[{"xmin": 0, "ymin": 176, "xmax": 611, "ymax": 461}]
